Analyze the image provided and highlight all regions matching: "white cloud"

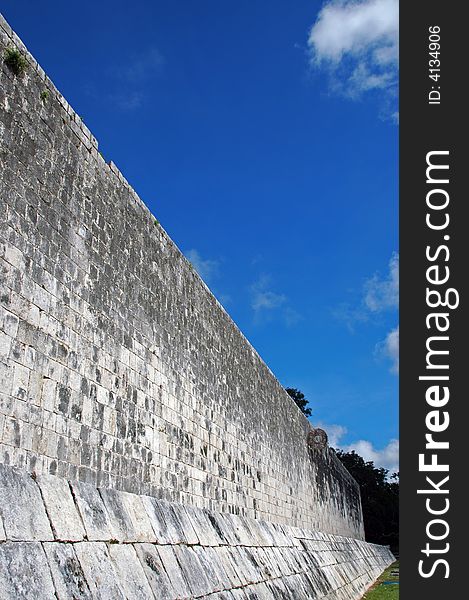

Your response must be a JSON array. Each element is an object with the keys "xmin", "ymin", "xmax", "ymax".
[
  {"xmin": 308, "ymin": 0, "xmax": 398, "ymax": 102},
  {"xmin": 251, "ymin": 276, "xmax": 287, "ymax": 311},
  {"xmin": 185, "ymin": 249, "xmax": 219, "ymax": 282},
  {"xmin": 364, "ymin": 252, "xmax": 399, "ymax": 312},
  {"xmin": 318, "ymin": 422, "xmax": 399, "ymax": 473},
  {"xmin": 376, "ymin": 325, "xmax": 399, "ymax": 374},
  {"xmin": 112, "ymin": 91, "xmax": 145, "ymax": 111},
  {"xmin": 334, "ymin": 252, "xmax": 399, "ymax": 331},
  {"xmin": 111, "ymin": 48, "xmax": 165, "ymax": 83},
  {"xmin": 342, "ymin": 438, "xmax": 399, "ymax": 473},
  {"xmin": 250, "ymin": 276, "xmax": 302, "ymax": 326}
]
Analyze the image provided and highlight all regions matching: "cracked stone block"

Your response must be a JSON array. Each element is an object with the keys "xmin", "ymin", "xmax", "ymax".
[
  {"xmin": 100, "ymin": 487, "xmax": 156, "ymax": 542},
  {"xmin": 142, "ymin": 495, "xmax": 193, "ymax": 545},
  {"xmin": 172, "ymin": 545, "xmax": 213, "ymax": 598},
  {"xmin": 266, "ymin": 578, "xmax": 292, "ymax": 599},
  {"xmin": 184, "ymin": 504, "xmax": 224, "ymax": 546},
  {"xmin": 0, "ymin": 541, "xmax": 56, "ymax": 599},
  {"xmin": 108, "ymin": 543, "xmax": 154, "ymax": 599},
  {"xmin": 214, "ymin": 547, "xmax": 243, "ymax": 588},
  {"xmin": 98, "ymin": 487, "xmax": 139, "ymax": 542},
  {"xmin": 157, "ymin": 545, "xmax": 193, "ymax": 598},
  {"xmin": 203, "ymin": 511, "xmax": 234, "ymax": 545},
  {"xmin": 37, "ymin": 474, "xmax": 86, "ymax": 541},
  {"xmin": 230, "ymin": 589, "xmax": 248, "ymax": 600},
  {"xmin": 248, "ymin": 581, "xmax": 275, "ymax": 600},
  {"xmin": 250, "ymin": 519, "xmax": 276, "ymax": 546},
  {"xmin": 70, "ymin": 481, "xmax": 113, "ymax": 541},
  {"xmin": 202, "ymin": 545, "xmax": 233, "ymax": 590},
  {"xmin": 120, "ymin": 490, "xmax": 157, "ymax": 542},
  {"xmin": 251, "ymin": 547, "xmax": 275, "ymax": 580},
  {"xmin": 140, "ymin": 496, "xmax": 171, "ymax": 544},
  {"xmin": 224, "ymin": 514, "xmax": 256, "ymax": 546},
  {"xmin": 228, "ymin": 547, "xmax": 258, "ymax": 584},
  {"xmin": 168, "ymin": 500, "xmax": 199, "ymax": 545},
  {"xmin": 0, "ymin": 464, "xmax": 53, "ymax": 541},
  {"xmin": 283, "ymin": 573, "xmax": 314, "ymax": 600},
  {"xmin": 192, "ymin": 545, "xmax": 225, "ymax": 592},
  {"xmin": 74, "ymin": 542, "xmax": 126, "ymax": 600},
  {"xmin": 134, "ymin": 543, "xmax": 175, "ymax": 600},
  {"xmin": 43, "ymin": 542, "xmax": 92, "ymax": 599}
]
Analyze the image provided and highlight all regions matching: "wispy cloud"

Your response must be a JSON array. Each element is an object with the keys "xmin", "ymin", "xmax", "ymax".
[
  {"xmin": 308, "ymin": 0, "xmax": 398, "ymax": 116},
  {"xmin": 250, "ymin": 275, "xmax": 301, "ymax": 327},
  {"xmin": 364, "ymin": 252, "xmax": 399, "ymax": 312},
  {"xmin": 334, "ymin": 252, "xmax": 399, "ymax": 331},
  {"xmin": 110, "ymin": 48, "xmax": 165, "ymax": 84},
  {"xmin": 185, "ymin": 249, "xmax": 219, "ymax": 282},
  {"xmin": 251, "ymin": 276, "xmax": 287, "ymax": 311},
  {"xmin": 318, "ymin": 422, "xmax": 399, "ymax": 473},
  {"xmin": 85, "ymin": 47, "xmax": 165, "ymax": 111},
  {"xmin": 111, "ymin": 91, "xmax": 145, "ymax": 111},
  {"xmin": 376, "ymin": 325, "xmax": 399, "ymax": 374}
]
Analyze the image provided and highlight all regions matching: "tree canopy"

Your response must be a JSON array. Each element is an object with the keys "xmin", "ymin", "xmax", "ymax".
[
  {"xmin": 285, "ymin": 387, "xmax": 312, "ymax": 417},
  {"xmin": 335, "ymin": 449, "xmax": 399, "ymax": 552}
]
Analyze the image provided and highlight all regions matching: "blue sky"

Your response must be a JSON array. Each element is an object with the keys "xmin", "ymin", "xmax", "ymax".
[{"xmin": 2, "ymin": 0, "xmax": 398, "ymax": 471}]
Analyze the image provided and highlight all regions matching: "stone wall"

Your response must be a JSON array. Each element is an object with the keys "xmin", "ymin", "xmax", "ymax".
[
  {"xmin": 0, "ymin": 11, "xmax": 363, "ymax": 538},
  {"xmin": 0, "ymin": 464, "xmax": 394, "ymax": 600}
]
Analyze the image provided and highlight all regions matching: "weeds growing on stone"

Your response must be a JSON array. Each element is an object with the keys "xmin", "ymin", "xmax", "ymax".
[
  {"xmin": 4, "ymin": 47, "xmax": 28, "ymax": 76},
  {"xmin": 40, "ymin": 90, "xmax": 49, "ymax": 102}
]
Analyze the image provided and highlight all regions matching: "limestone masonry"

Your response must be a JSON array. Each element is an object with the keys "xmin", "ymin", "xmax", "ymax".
[{"xmin": 0, "ymin": 13, "xmax": 393, "ymax": 599}]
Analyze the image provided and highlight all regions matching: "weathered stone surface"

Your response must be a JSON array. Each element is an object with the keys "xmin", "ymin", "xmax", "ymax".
[
  {"xmin": 37, "ymin": 474, "xmax": 86, "ymax": 541},
  {"xmin": 120, "ymin": 489, "xmax": 157, "ymax": 542},
  {"xmin": 108, "ymin": 543, "xmax": 155, "ymax": 599},
  {"xmin": 0, "ymin": 465, "xmax": 53, "ymax": 541},
  {"xmin": 169, "ymin": 501, "xmax": 200, "ymax": 545},
  {"xmin": 143, "ymin": 495, "xmax": 199, "ymax": 545},
  {"xmin": 71, "ymin": 481, "xmax": 113, "ymax": 541},
  {"xmin": 0, "ymin": 513, "xmax": 5, "ymax": 541},
  {"xmin": 172, "ymin": 545, "xmax": 213, "ymax": 597},
  {"xmin": 43, "ymin": 542, "xmax": 92, "ymax": 599},
  {"xmin": 215, "ymin": 546, "xmax": 244, "ymax": 588},
  {"xmin": 230, "ymin": 589, "xmax": 248, "ymax": 600},
  {"xmin": 0, "ymin": 542, "xmax": 56, "ymax": 599},
  {"xmin": 199, "ymin": 545, "xmax": 233, "ymax": 591},
  {"xmin": 184, "ymin": 505, "xmax": 225, "ymax": 546},
  {"xmin": 157, "ymin": 545, "xmax": 193, "ymax": 598},
  {"xmin": 74, "ymin": 542, "xmax": 126, "ymax": 600},
  {"xmin": 134, "ymin": 543, "xmax": 175, "ymax": 600},
  {"xmin": 192, "ymin": 545, "xmax": 225, "ymax": 592},
  {"xmin": 0, "ymin": 463, "xmax": 394, "ymax": 600},
  {"xmin": 0, "ymin": 11, "xmax": 364, "ymax": 540},
  {"xmin": 99, "ymin": 487, "xmax": 138, "ymax": 542}
]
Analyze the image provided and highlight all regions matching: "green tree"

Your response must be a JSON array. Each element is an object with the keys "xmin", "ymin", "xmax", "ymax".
[
  {"xmin": 285, "ymin": 388, "xmax": 312, "ymax": 417},
  {"xmin": 335, "ymin": 449, "xmax": 399, "ymax": 552}
]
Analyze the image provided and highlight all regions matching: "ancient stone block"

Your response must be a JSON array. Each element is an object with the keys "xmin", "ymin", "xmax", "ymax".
[
  {"xmin": 108, "ymin": 544, "xmax": 154, "ymax": 599},
  {"xmin": 43, "ymin": 542, "xmax": 92, "ymax": 599},
  {"xmin": 70, "ymin": 480, "xmax": 113, "ymax": 541},
  {"xmin": 73, "ymin": 542, "xmax": 126, "ymax": 600},
  {"xmin": 0, "ymin": 464, "xmax": 53, "ymax": 540},
  {"xmin": 37, "ymin": 473, "xmax": 86, "ymax": 541},
  {"xmin": 0, "ymin": 542, "xmax": 56, "ymax": 599},
  {"xmin": 134, "ymin": 543, "xmax": 175, "ymax": 600}
]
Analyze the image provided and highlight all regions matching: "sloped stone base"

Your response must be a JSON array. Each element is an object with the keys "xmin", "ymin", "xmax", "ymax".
[{"xmin": 0, "ymin": 464, "xmax": 393, "ymax": 599}]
